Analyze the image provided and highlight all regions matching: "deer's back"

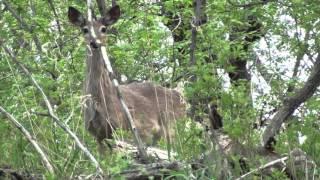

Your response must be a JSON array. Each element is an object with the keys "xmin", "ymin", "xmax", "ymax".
[
  {"xmin": 119, "ymin": 82, "xmax": 186, "ymax": 143},
  {"xmin": 120, "ymin": 82, "xmax": 185, "ymax": 118}
]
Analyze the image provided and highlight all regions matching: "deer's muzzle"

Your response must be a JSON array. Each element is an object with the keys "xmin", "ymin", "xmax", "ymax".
[{"xmin": 90, "ymin": 41, "xmax": 101, "ymax": 49}]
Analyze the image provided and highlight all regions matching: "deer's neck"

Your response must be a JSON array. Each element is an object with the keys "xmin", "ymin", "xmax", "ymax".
[
  {"xmin": 84, "ymin": 48, "xmax": 116, "ymax": 103},
  {"xmin": 83, "ymin": 48, "xmax": 124, "ymax": 137}
]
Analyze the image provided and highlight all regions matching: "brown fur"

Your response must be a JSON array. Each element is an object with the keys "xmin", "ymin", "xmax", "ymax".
[{"xmin": 68, "ymin": 6, "xmax": 186, "ymax": 150}]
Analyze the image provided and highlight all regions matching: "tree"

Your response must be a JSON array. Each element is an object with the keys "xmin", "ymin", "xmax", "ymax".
[{"xmin": 0, "ymin": 0, "xmax": 319, "ymax": 179}]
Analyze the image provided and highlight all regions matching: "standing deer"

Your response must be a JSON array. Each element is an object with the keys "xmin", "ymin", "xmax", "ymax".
[{"xmin": 68, "ymin": 5, "xmax": 186, "ymax": 152}]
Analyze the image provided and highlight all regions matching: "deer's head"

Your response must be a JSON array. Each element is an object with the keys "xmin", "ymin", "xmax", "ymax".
[{"xmin": 68, "ymin": 5, "xmax": 120, "ymax": 49}]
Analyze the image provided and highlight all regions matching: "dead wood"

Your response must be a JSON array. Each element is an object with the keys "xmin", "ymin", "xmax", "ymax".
[
  {"xmin": 0, "ymin": 168, "xmax": 42, "ymax": 180},
  {"xmin": 0, "ymin": 106, "xmax": 54, "ymax": 174},
  {"xmin": 115, "ymin": 161, "xmax": 184, "ymax": 180}
]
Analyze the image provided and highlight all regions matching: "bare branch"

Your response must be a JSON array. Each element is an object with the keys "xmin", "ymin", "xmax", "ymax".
[
  {"xmin": 286, "ymin": 30, "xmax": 310, "ymax": 93},
  {"xmin": 2, "ymin": 0, "xmax": 42, "ymax": 53},
  {"xmin": 86, "ymin": 0, "xmax": 148, "ymax": 161},
  {"xmin": 2, "ymin": 46, "xmax": 103, "ymax": 174},
  {"xmin": 170, "ymin": 14, "xmax": 182, "ymax": 32},
  {"xmin": 116, "ymin": 161, "xmax": 183, "ymax": 179},
  {"xmin": 189, "ymin": 0, "xmax": 203, "ymax": 66},
  {"xmin": 47, "ymin": 0, "xmax": 63, "ymax": 51},
  {"xmin": 255, "ymin": 55, "xmax": 274, "ymax": 84},
  {"xmin": 263, "ymin": 53, "xmax": 320, "ymax": 147},
  {"xmin": 0, "ymin": 105, "xmax": 54, "ymax": 174},
  {"xmin": 227, "ymin": 0, "xmax": 276, "ymax": 8},
  {"xmin": 96, "ymin": 0, "xmax": 107, "ymax": 16},
  {"xmin": 47, "ymin": 0, "xmax": 62, "ymax": 35},
  {"xmin": 115, "ymin": 140, "xmax": 176, "ymax": 161},
  {"xmin": 236, "ymin": 156, "xmax": 288, "ymax": 180},
  {"xmin": 236, "ymin": 148, "xmax": 315, "ymax": 180}
]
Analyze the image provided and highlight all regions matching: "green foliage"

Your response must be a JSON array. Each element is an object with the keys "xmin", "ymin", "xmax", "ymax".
[
  {"xmin": 268, "ymin": 170, "xmax": 288, "ymax": 180},
  {"xmin": 1, "ymin": 0, "xmax": 320, "ymax": 179},
  {"xmin": 172, "ymin": 118, "xmax": 205, "ymax": 160}
]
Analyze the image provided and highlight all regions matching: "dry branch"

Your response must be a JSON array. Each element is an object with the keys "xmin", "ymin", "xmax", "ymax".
[
  {"xmin": 262, "ymin": 53, "xmax": 320, "ymax": 147},
  {"xmin": 236, "ymin": 156, "xmax": 288, "ymax": 180},
  {"xmin": 0, "ymin": 106, "xmax": 54, "ymax": 174},
  {"xmin": 227, "ymin": 0, "xmax": 275, "ymax": 8},
  {"xmin": 236, "ymin": 148, "xmax": 315, "ymax": 180},
  {"xmin": 115, "ymin": 140, "xmax": 176, "ymax": 161},
  {"xmin": 116, "ymin": 161, "xmax": 184, "ymax": 180},
  {"xmin": 2, "ymin": 46, "xmax": 103, "ymax": 174},
  {"xmin": 206, "ymin": 104, "xmax": 316, "ymax": 179}
]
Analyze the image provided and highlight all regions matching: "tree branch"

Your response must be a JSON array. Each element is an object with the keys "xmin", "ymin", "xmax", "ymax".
[
  {"xmin": 227, "ymin": 0, "xmax": 276, "ymax": 8},
  {"xmin": 255, "ymin": 55, "xmax": 274, "ymax": 85},
  {"xmin": 236, "ymin": 156, "xmax": 288, "ymax": 180},
  {"xmin": 2, "ymin": 0, "xmax": 42, "ymax": 53},
  {"xmin": 2, "ymin": 45, "xmax": 103, "ymax": 174},
  {"xmin": 0, "ymin": 105, "xmax": 54, "ymax": 174},
  {"xmin": 189, "ymin": 0, "xmax": 202, "ymax": 66},
  {"xmin": 115, "ymin": 140, "xmax": 176, "ymax": 161},
  {"xmin": 116, "ymin": 161, "xmax": 183, "ymax": 180},
  {"xmin": 236, "ymin": 148, "xmax": 315, "ymax": 180},
  {"xmin": 286, "ymin": 30, "xmax": 310, "ymax": 93},
  {"xmin": 86, "ymin": 0, "xmax": 148, "ymax": 161},
  {"xmin": 262, "ymin": 53, "xmax": 320, "ymax": 147},
  {"xmin": 96, "ymin": 0, "xmax": 107, "ymax": 16},
  {"xmin": 47, "ymin": 0, "xmax": 63, "ymax": 50}
]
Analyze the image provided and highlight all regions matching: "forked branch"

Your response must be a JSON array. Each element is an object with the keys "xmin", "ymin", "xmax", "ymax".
[
  {"xmin": 2, "ymin": 46, "xmax": 103, "ymax": 174},
  {"xmin": 236, "ymin": 156, "xmax": 288, "ymax": 180},
  {"xmin": 0, "ymin": 105, "xmax": 54, "ymax": 174},
  {"xmin": 263, "ymin": 53, "xmax": 320, "ymax": 147},
  {"xmin": 2, "ymin": 0, "xmax": 42, "ymax": 53}
]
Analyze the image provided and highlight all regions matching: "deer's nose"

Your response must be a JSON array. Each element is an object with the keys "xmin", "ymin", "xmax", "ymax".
[{"xmin": 90, "ymin": 41, "xmax": 100, "ymax": 49}]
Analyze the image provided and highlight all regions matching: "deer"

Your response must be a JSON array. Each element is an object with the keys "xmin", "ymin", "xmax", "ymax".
[{"xmin": 68, "ymin": 5, "xmax": 186, "ymax": 153}]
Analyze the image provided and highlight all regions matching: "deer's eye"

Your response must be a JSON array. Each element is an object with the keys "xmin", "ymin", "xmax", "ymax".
[
  {"xmin": 100, "ymin": 26, "xmax": 107, "ymax": 33},
  {"xmin": 82, "ymin": 27, "xmax": 89, "ymax": 34}
]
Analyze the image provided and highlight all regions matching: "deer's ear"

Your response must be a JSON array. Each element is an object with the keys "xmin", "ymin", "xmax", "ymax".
[
  {"xmin": 100, "ymin": 5, "xmax": 120, "ymax": 26},
  {"xmin": 68, "ymin": 7, "xmax": 86, "ymax": 26}
]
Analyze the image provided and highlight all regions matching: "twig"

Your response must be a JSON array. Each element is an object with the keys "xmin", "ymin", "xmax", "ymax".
[
  {"xmin": 85, "ymin": 0, "xmax": 148, "ymax": 161},
  {"xmin": 255, "ymin": 55, "xmax": 274, "ymax": 86},
  {"xmin": 96, "ymin": 0, "xmax": 107, "ymax": 16},
  {"xmin": 2, "ymin": 0, "xmax": 42, "ymax": 53},
  {"xmin": 47, "ymin": 0, "xmax": 63, "ymax": 51},
  {"xmin": 236, "ymin": 156, "xmax": 288, "ymax": 180},
  {"xmin": 286, "ymin": 29, "xmax": 310, "ymax": 93},
  {"xmin": 31, "ymin": 110, "xmax": 51, "ymax": 117},
  {"xmin": 116, "ymin": 161, "xmax": 183, "ymax": 179},
  {"xmin": 227, "ymin": 0, "xmax": 275, "ymax": 8},
  {"xmin": 47, "ymin": 0, "xmax": 62, "ymax": 36},
  {"xmin": 262, "ymin": 53, "xmax": 320, "ymax": 147},
  {"xmin": 0, "ymin": 105, "xmax": 54, "ymax": 174},
  {"xmin": 2, "ymin": 46, "xmax": 103, "ymax": 174},
  {"xmin": 171, "ymin": 14, "xmax": 182, "ymax": 32},
  {"xmin": 0, "ymin": 74, "xmax": 12, "ymax": 81},
  {"xmin": 115, "ymin": 140, "xmax": 176, "ymax": 161}
]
